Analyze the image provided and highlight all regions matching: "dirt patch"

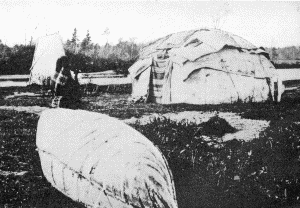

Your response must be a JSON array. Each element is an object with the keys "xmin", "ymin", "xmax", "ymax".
[
  {"xmin": 0, "ymin": 106, "xmax": 49, "ymax": 115},
  {"xmin": 123, "ymin": 111, "xmax": 270, "ymax": 142},
  {"xmin": 0, "ymin": 81, "xmax": 27, "ymax": 87},
  {"xmin": 4, "ymin": 92, "xmax": 44, "ymax": 99},
  {"xmin": 0, "ymin": 104, "xmax": 269, "ymax": 142}
]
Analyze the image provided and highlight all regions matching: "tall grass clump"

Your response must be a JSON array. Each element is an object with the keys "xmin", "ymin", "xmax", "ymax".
[{"xmin": 131, "ymin": 116, "xmax": 300, "ymax": 208}]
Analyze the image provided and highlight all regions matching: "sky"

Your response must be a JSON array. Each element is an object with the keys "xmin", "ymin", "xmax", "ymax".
[{"xmin": 0, "ymin": 0, "xmax": 300, "ymax": 48}]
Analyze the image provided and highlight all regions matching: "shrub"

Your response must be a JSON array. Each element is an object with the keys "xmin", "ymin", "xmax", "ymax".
[
  {"xmin": 198, "ymin": 115, "xmax": 237, "ymax": 137},
  {"xmin": 65, "ymin": 50, "xmax": 135, "ymax": 75},
  {"xmin": 0, "ymin": 45, "xmax": 35, "ymax": 75},
  {"xmin": 272, "ymin": 61, "xmax": 300, "ymax": 69}
]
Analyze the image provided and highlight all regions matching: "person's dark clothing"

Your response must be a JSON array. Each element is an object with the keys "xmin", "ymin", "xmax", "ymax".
[{"xmin": 53, "ymin": 67, "xmax": 81, "ymax": 109}]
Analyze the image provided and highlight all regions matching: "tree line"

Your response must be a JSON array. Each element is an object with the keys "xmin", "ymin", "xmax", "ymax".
[
  {"xmin": 0, "ymin": 29, "xmax": 300, "ymax": 75},
  {"xmin": 0, "ymin": 28, "xmax": 142, "ymax": 75},
  {"xmin": 0, "ymin": 40, "xmax": 35, "ymax": 75},
  {"xmin": 265, "ymin": 46, "xmax": 300, "ymax": 68},
  {"xmin": 266, "ymin": 46, "xmax": 300, "ymax": 61},
  {"xmin": 64, "ymin": 29, "xmax": 141, "ymax": 75}
]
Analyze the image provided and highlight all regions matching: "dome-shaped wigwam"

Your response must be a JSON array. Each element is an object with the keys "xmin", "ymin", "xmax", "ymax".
[{"xmin": 129, "ymin": 28, "xmax": 277, "ymax": 104}]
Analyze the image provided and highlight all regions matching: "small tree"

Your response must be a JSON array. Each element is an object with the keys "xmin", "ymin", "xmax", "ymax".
[
  {"xmin": 211, "ymin": 2, "xmax": 231, "ymax": 29},
  {"xmin": 271, "ymin": 47, "xmax": 278, "ymax": 61},
  {"xmin": 129, "ymin": 37, "xmax": 139, "ymax": 59},
  {"xmin": 70, "ymin": 28, "xmax": 79, "ymax": 53},
  {"xmin": 71, "ymin": 28, "xmax": 79, "ymax": 44},
  {"xmin": 102, "ymin": 27, "xmax": 110, "ymax": 44},
  {"xmin": 91, "ymin": 44, "xmax": 101, "ymax": 60},
  {"xmin": 81, "ymin": 30, "xmax": 92, "ymax": 53},
  {"xmin": 65, "ymin": 28, "xmax": 80, "ymax": 53}
]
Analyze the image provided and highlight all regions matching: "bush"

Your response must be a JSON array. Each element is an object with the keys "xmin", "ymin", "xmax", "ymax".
[
  {"xmin": 66, "ymin": 50, "xmax": 135, "ymax": 75},
  {"xmin": 0, "ymin": 45, "xmax": 35, "ymax": 75},
  {"xmin": 198, "ymin": 115, "xmax": 237, "ymax": 137},
  {"xmin": 0, "ymin": 44, "xmax": 135, "ymax": 76},
  {"xmin": 272, "ymin": 61, "xmax": 300, "ymax": 69}
]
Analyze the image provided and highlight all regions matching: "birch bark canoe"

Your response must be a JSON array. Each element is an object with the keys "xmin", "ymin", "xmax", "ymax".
[{"xmin": 36, "ymin": 108, "xmax": 178, "ymax": 208}]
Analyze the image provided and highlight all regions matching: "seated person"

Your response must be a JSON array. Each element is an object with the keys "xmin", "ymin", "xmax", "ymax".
[{"xmin": 52, "ymin": 56, "xmax": 81, "ymax": 108}]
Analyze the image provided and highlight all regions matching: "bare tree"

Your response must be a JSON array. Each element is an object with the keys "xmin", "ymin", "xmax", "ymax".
[
  {"xmin": 102, "ymin": 27, "xmax": 110, "ymax": 44},
  {"xmin": 129, "ymin": 37, "xmax": 137, "ymax": 59},
  {"xmin": 211, "ymin": 2, "xmax": 231, "ymax": 29}
]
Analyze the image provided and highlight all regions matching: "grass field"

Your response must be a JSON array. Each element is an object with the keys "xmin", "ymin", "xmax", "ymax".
[{"xmin": 1, "ymin": 84, "xmax": 300, "ymax": 207}]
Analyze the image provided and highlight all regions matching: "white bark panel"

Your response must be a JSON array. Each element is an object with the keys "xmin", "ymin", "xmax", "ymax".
[
  {"xmin": 36, "ymin": 109, "xmax": 177, "ymax": 208},
  {"xmin": 28, "ymin": 34, "xmax": 65, "ymax": 85}
]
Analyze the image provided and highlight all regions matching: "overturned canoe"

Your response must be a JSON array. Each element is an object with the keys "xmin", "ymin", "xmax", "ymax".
[{"xmin": 36, "ymin": 109, "xmax": 177, "ymax": 208}]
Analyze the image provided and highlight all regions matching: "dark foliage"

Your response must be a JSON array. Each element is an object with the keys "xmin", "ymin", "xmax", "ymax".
[
  {"xmin": 65, "ymin": 50, "xmax": 93, "ymax": 73},
  {"xmin": 0, "ymin": 45, "xmax": 35, "ymax": 75},
  {"xmin": 66, "ymin": 49, "xmax": 135, "ymax": 75},
  {"xmin": 272, "ymin": 61, "xmax": 300, "ymax": 69},
  {"xmin": 0, "ymin": 40, "xmax": 136, "ymax": 76},
  {"xmin": 199, "ymin": 115, "xmax": 237, "ymax": 137},
  {"xmin": 63, "ymin": 29, "xmax": 139, "ymax": 75}
]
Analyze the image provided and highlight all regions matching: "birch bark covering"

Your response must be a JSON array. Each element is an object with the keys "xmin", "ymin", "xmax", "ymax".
[
  {"xmin": 129, "ymin": 28, "xmax": 277, "ymax": 104},
  {"xmin": 36, "ymin": 109, "xmax": 177, "ymax": 208},
  {"xmin": 28, "ymin": 33, "xmax": 65, "ymax": 86}
]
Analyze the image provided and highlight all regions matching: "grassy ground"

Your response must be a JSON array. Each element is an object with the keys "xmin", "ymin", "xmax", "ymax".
[
  {"xmin": 1, "ymin": 84, "xmax": 300, "ymax": 207},
  {"xmin": 132, "ymin": 117, "xmax": 300, "ymax": 208},
  {"xmin": 2, "ymin": 84, "xmax": 300, "ymax": 121}
]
